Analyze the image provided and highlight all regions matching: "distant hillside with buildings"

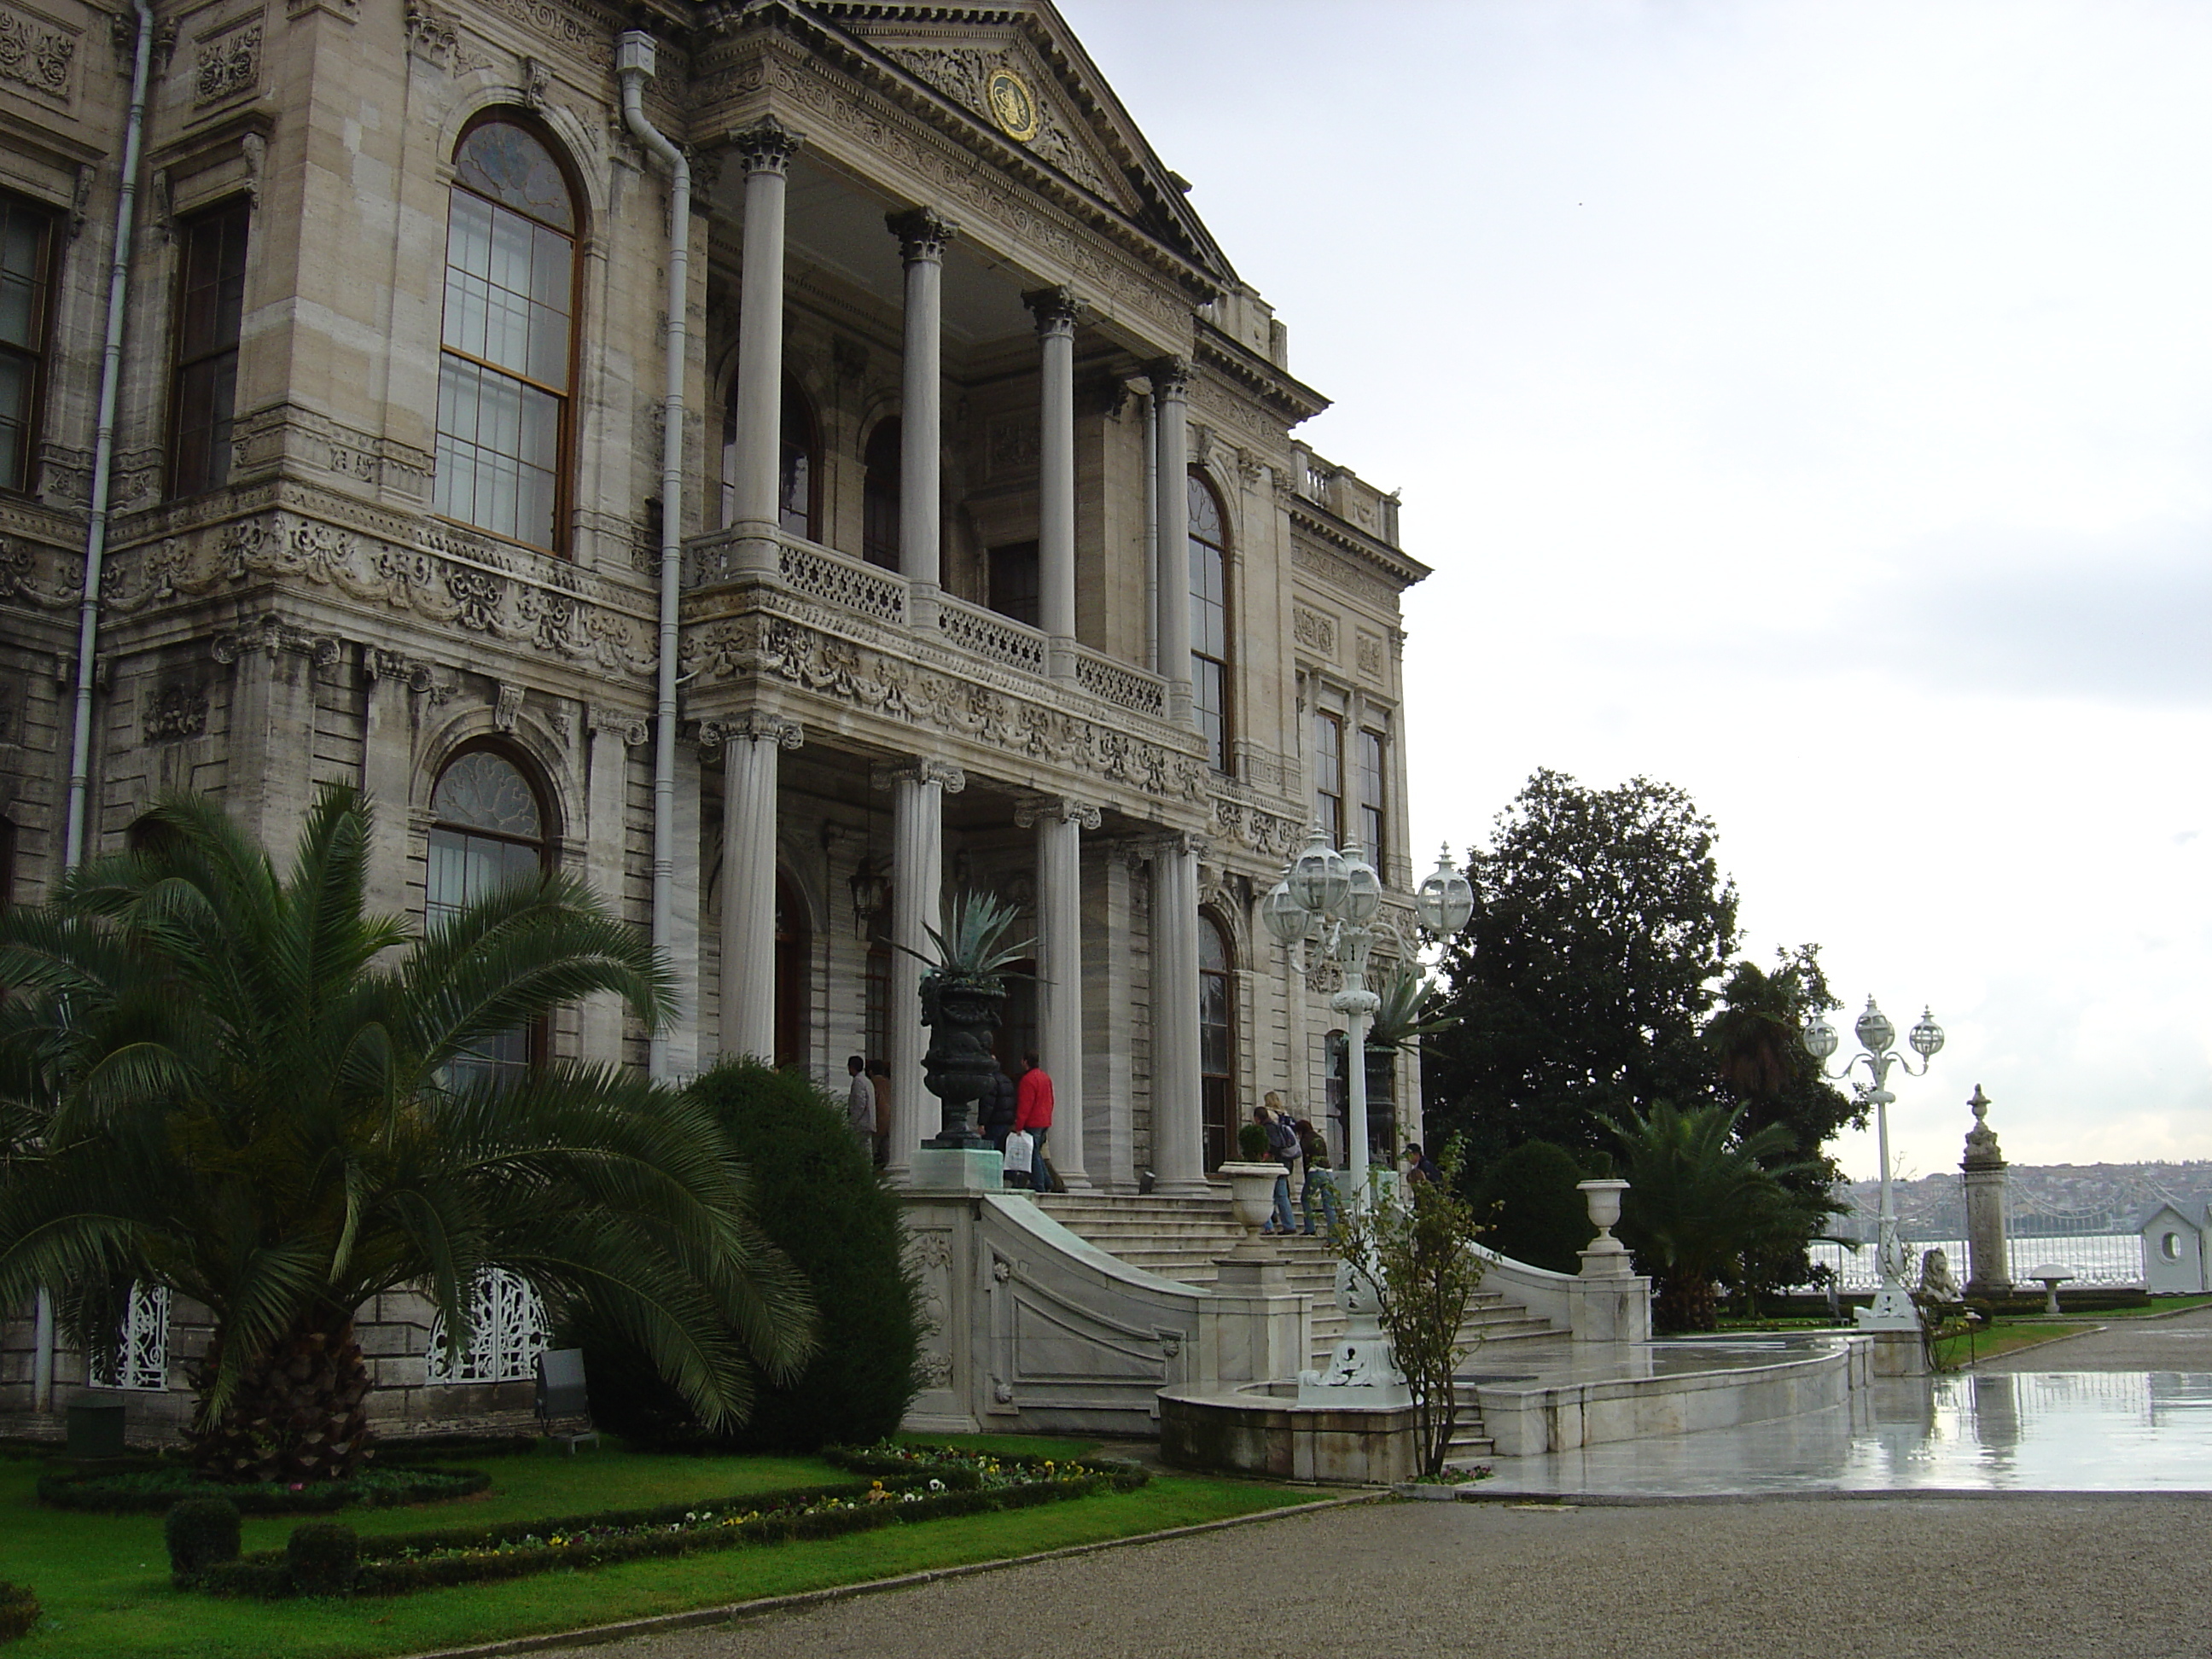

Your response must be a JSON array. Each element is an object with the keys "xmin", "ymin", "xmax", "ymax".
[{"xmin": 1837, "ymin": 1162, "xmax": 2212, "ymax": 1241}]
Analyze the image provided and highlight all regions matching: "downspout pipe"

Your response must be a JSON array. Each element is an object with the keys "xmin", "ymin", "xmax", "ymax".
[
  {"xmin": 617, "ymin": 32, "xmax": 688, "ymax": 1083},
  {"xmin": 62, "ymin": 0, "xmax": 154, "ymax": 873},
  {"xmin": 42, "ymin": 0, "xmax": 154, "ymax": 1417}
]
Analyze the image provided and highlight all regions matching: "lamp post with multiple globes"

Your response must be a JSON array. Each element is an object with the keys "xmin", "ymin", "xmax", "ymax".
[
  {"xmin": 1261, "ymin": 833, "xmax": 1475, "ymax": 1208},
  {"xmin": 1802, "ymin": 997, "xmax": 1945, "ymax": 1330}
]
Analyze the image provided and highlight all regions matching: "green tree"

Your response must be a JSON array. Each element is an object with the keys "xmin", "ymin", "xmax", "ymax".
[
  {"xmin": 1471, "ymin": 1139, "xmax": 1595, "ymax": 1274},
  {"xmin": 1423, "ymin": 771, "xmax": 1742, "ymax": 1167},
  {"xmin": 1330, "ymin": 1143, "xmax": 1488, "ymax": 1476},
  {"xmin": 1598, "ymin": 1100, "xmax": 1840, "ymax": 1331},
  {"xmin": 0, "ymin": 787, "xmax": 815, "ymax": 1481},
  {"xmin": 1705, "ymin": 948, "xmax": 1860, "ymax": 1297}
]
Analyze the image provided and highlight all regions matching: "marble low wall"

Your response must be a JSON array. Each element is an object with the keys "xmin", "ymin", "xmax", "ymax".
[
  {"xmin": 1478, "ymin": 1335, "xmax": 1873, "ymax": 1457},
  {"xmin": 1157, "ymin": 1382, "xmax": 1421, "ymax": 1486}
]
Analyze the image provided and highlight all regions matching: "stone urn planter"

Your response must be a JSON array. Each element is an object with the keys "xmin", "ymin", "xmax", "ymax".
[
  {"xmin": 1217, "ymin": 1161, "xmax": 1285, "ymax": 1254},
  {"xmin": 1575, "ymin": 1178, "xmax": 1633, "ymax": 1278},
  {"xmin": 912, "ymin": 890, "xmax": 1033, "ymax": 1151}
]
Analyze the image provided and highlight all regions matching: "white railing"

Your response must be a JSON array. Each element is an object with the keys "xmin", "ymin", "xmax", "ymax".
[
  {"xmin": 1074, "ymin": 645, "xmax": 1167, "ymax": 717},
  {"xmin": 938, "ymin": 596, "xmax": 1046, "ymax": 674},
  {"xmin": 1803, "ymin": 1234, "xmax": 2146, "ymax": 1292},
  {"xmin": 90, "ymin": 1283, "xmax": 171, "ymax": 1392}
]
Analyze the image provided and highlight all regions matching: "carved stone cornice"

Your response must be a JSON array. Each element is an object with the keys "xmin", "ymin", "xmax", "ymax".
[
  {"xmin": 872, "ymin": 758, "xmax": 967, "ymax": 794},
  {"xmin": 887, "ymin": 205, "xmax": 956, "ymax": 264},
  {"xmin": 1013, "ymin": 794, "xmax": 1099, "ymax": 830},
  {"xmin": 1193, "ymin": 316, "xmax": 1328, "ymax": 428},
  {"xmin": 1022, "ymin": 284, "xmax": 1080, "ymax": 337},
  {"xmin": 698, "ymin": 711, "xmax": 805, "ymax": 751},
  {"xmin": 733, "ymin": 114, "xmax": 802, "ymax": 174}
]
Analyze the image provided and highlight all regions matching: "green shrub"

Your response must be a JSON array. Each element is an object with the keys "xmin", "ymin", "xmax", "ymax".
[
  {"xmin": 0, "ymin": 1582, "xmax": 38, "ymax": 1644},
  {"xmin": 1237, "ymin": 1122, "xmax": 1271, "ymax": 1161},
  {"xmin": 1472, "ymin": 1139, "xmax": 1593, "ymax": 1274},
  {"xmin": 579, "ymin": 1060, "xmax": 922, "ymax": 1452},
  {"xmin": 164, "ymin": 1496, "xmax": 242, "ymax": 1575},
  {"xmin": 286, "ymin": 1522, "xmax": 358, "ymax": 1596},
  {"xmin": 38, "ymin": 1464, "xmax": 488, "ymax": 1514}
]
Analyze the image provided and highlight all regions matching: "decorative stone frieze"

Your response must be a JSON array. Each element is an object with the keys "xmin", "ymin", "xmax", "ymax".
[
  {"xmin": 142, "ymin": 684, "xmax": 207, "ymax": 742},
  {"xmin": 1208, "ymin": 795, "xmax": 1304, "ymax": 862},
  {"xmin": 0, "ymin": 535, "xmax": 79, "ymax": 610},
  {"xmin": 193, "ymin": 19, "xmax": 259, "ymax": 105},
  {"xmin": 1356, "ymin": 631, "xmax": 1386, "ymax": 684},
  {"xmin": 0, "ymin": 4, "xmax": 76, "ymax": 105},
  {"xmin": 877, "ymin": 44, "xmax": 1116, "ymax": 201},
  {"xmin": 96, "ymin": 512, "xmax": 657, "ymax": 680},
  {"xmin": 1292, "ymin": 606, "xmax": 1336, "ymax": 656},
  {"xmin": 684, "ymin": 610, "xmax": 1209, "ymax": 809}
]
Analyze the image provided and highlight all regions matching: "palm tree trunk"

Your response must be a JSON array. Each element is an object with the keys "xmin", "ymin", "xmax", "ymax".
[{"xmin": 186, "ymin": 1312, "xmax": 374, "ymax": 1482}]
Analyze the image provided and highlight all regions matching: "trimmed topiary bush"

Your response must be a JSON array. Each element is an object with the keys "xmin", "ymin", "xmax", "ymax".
[
  {"xmin": 578, "ymin": 1060, "xmax": 922, "ymax": 1452},
  {"xmin": 0, "ymin": 1582, "xmax": 39, "ymax": 1643},
  {"xmin": 286, "ymin": 1522, "xmax": 358, "ymax": 1596},
  {"xmin": 164, "ymin": 1496, "xmax": 242, "ymax": 1576},
  {"xmin": 1472, "ymin": 1139, "xmax": 1594, "ymax": 1274}
]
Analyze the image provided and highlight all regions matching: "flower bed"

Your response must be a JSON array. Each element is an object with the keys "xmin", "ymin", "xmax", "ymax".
[
  {"xmin": 180, "ymin": 1444, "xmax": 1148, "ymax": 1599},
  {"xmin": 40, "ymin": 1464, "xmax": 490, "ymax": 1515}
]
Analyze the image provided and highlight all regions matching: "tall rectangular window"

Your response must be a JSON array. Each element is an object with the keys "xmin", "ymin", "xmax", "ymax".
[
  {"xmin": 1359, "ymin": 728, "xmax": 1386, "ymax": 858},
  {"xmin": 1314, "ymin": 711, "xmax": 1344, "ymax": 847},
  {"xmin": 169, "ymin": 201, "xmax": 250, "ymax": 498},
  {"xmin": 1188, "ymin": 475, "xmax": 1232, "ymax": 774},
  {"xmin": 0, "ymin": 193, "xmax": 55, "ymax": 494}
]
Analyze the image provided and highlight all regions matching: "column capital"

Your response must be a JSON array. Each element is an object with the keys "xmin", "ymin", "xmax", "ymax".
[
  {"xmin": 587, "ymin": 705, "xmax": 651, "ymax": 747},
  {"xmin": 1023, "ymin": 284, "xmax": 1080, "ymax": 337},
  {"xmin": 1145, "ymin": 355, "xmax": 1192, "ymax": 399},
  {"xmin": 733, "ymin": 115, "xmax": 803, "ymax": 175},
  {"xmin": 699, "ymin": 712, "xmax": 804, "ymax": 751},
  {"xmin": 1014, "ymin": 795, "xmax": 1102, "ymax": 830},
  {"xmin": 1126, "ymin": 829, "xmax": 1208, "ymax": 863},
  {"xmin": 887, "ymin": 206, "xmax": 957, "ymax": 263},
  {"xmin": 872, "ymin": 757, "xmax": 967, "ymax": 795}
]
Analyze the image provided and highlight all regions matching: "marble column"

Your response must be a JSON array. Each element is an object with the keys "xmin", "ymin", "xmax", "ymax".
[
  {"xmin": 713, "ymin": 713, "xmax": 802, "ymax": 1062},
  {"xmin": 729, "ymin": 119, "xmax": 802, "ymax": 577},
  {"xmin": 888, "ymin": 208, "xmax": 952, "ymax": 625},
  {"xmin": 880, "ymin": 759, "xmax": 965, "ymax": 1179},
  {"xmin": 1150, "ymin": 831, "xmax": 1208, "ymax": 1196},
  {"xmin": 1026, "ymin": 286, "xmax": 1080, "ymax": 678},
  {"xmin": 1150, "ymin": 356, "xmax": 1194, "ymax": 726},
  {"xmin": 1018, "ymin": 795, "xmax": 1099, "ymax": 1188},
  {"xmin": 583, "ymin": 708, "xmax": 649, "ymax": 1068}
]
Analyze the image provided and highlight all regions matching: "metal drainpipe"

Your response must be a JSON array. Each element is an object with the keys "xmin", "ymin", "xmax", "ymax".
[
  {"xmin": 617, "ymin": 32, "xmax": 689, "ymax": 1082},
  {"xmin": 41, "ymin": 0, "xmax": 155, "ymax": 1415}
]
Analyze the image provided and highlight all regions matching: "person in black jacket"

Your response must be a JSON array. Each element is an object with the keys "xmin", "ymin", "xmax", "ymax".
[{"xmin": 980, "ymin": 1065, "xmax": 1018, "ymax": 1157}]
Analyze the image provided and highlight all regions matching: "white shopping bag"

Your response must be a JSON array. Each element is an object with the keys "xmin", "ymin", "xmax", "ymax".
[{"xmin": 1003, "ymin": 1129, "xmax": 1033, "ymax": 1173}]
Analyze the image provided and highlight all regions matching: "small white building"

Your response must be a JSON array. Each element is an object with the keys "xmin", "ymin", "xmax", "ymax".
[{"xmin": 2138, "ymin": 1202, "xmax": 2209, "ymax": 1295}]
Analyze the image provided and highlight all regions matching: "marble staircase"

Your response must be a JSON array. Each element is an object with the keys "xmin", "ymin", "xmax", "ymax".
[{"xmin": 1036, "ymin": 1190, "xmax": 1559, "ymax": 1459}]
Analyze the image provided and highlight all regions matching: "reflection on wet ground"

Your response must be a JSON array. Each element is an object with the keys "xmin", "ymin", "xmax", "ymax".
[{"xmin": 1478, "ymin": 1371, "xmax": 2212, "ymax": 1497}]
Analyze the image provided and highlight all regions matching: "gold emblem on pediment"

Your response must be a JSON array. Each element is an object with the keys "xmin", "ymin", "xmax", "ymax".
[{"xmin": 986, "ymin": 66, "xmax": 1039, "ymax": 142}]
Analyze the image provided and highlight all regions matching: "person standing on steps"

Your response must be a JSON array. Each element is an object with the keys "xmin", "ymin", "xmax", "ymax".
[
  {"xmin": 845, "ymin": 1054, "xmax": 876, "ymax": 1145},
  {"xmin": 867, "ymin": 1058, "xmax": 893, "ymax": 1167},
  {"xmin": 1258, "ymin": 1098, "xmax": 1300, "ymax": 1235},
  {"xmin": 1295, "ymin": 1116, "xmax": 1339, "ymax": 1237},
  {"xmin": 980, "ymin": 1062, "xmax": 1017, "ymax": 1157},
  {"xmin": 1016, "ymin": 1051, "xmax": 1054, "ymax": 1192}
]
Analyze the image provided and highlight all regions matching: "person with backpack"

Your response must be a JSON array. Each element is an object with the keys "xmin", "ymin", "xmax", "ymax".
[
  {"xmin": 1295, "ymin": 1116, "xmax": 1339, "ymax": 1237},
  {"xmin": 1257, "ymin": 1097, "xmax": 1300, "ymax": 1235}
]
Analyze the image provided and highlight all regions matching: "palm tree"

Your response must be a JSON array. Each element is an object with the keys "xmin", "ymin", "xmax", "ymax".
[
  {"xmin": 0, "ymin": 785, "xmax": 814, "ymax": 1481},
  {"xmin": 1597, "ymin": 1099, "xmax": 1838, "ymax": 1331}
]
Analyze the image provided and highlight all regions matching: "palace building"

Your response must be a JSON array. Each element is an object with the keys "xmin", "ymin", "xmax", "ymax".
[{"xmin": 0, "ymin": 0, "xmax": 1430, "ymax": 1431}]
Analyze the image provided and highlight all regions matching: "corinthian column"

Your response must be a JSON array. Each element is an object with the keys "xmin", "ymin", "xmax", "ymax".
[
  {"xmin": 713, "ymin": 713, "xmax": 803, "ymax": 1061},
  {"xmin": 1150, "ymin": 356, "xmax": 1193, "ymax": 725},
  {"xmin": 730, "ymin": 119, "xmax": 802, "ymax": 577},
  {"xmin": 878, "ymin": 758, "xmax": 965, "ymax": 1179},
  {"xmin": 888, "ymin": 208, "xmax": 953, "ymax": 625},
  {"xmin": 1026, "ymin": 286, "xmax": 1080, "ymax": 678},
  {"xmin": 1018, "ymin": 795, "xmax": 1100, "ymax": 1188},
  {"xmin": 1150, "ymin": 830, "xmax": 1207, "ymax": 1196}
]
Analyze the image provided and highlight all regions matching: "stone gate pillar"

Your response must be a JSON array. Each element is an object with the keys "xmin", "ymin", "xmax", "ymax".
[{"xmin": 1961, "ymin": 1085, "xmax": 2011, "ymax": 1297}]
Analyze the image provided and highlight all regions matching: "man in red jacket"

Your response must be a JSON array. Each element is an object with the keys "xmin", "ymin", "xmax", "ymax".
[{"xmin": 1015, "ymin": 1051, "xmax": 1054, "ymax": 1192}]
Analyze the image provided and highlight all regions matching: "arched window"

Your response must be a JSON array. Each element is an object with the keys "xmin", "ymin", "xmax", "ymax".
[
  {"xmin": 1199, "ymin": 914, "xmax": 1235, "ymax": 1171},
  {"xmin": 434, "ymin": 118, "xmax": 578, "ymax": 552},
  {"xmin": 1188, "ymin": 474, "xmax": 1232, "ymax": 774},
  {"xmin": 721, "ymin": 373, "xmax": 821, "ymax": 541},
  {"xmin": 862, "ymin": 416, "xmax": 901, "ymax": 569},
  {"xmin": 428, "ymin": 747, "xmax": 547, "ymax": 1091}
]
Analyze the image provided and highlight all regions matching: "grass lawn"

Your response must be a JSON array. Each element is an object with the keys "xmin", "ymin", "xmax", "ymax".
[{"xmin": 0, "ymin": 1436, "xmax": 1302, "ymax": 1659}]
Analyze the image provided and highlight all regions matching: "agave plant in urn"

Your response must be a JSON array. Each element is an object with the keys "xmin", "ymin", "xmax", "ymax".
[{"xmin": 906, "ymin": 890, "xmax": 1034, "ymax": 1150}]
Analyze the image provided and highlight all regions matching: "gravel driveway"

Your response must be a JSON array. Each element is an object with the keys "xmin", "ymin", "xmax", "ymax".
[{"xmin": 575, "ymin": 1493, "xmax": 2202, "ymax": 1659}]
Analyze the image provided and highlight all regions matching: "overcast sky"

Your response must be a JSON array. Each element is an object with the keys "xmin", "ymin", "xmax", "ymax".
[{"xmin": 1060, "ymin": 0, "xmax": 2212, "ymax": 1182}]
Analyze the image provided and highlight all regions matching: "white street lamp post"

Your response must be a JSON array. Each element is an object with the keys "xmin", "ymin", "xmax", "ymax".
[
  {"xmin": 1264, "ymin": 835, "xmax": 1473, "ymax": 1208},
  {"xmin": 1802, "ymin": 997, "xmax": 1945, "ymax": 1330}
]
